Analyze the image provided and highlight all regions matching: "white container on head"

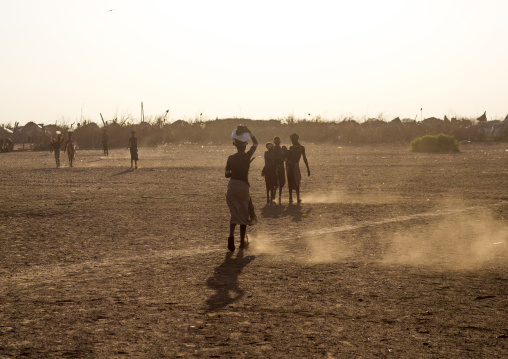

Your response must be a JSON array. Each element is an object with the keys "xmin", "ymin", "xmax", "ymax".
[{"xmin": 231, "ymin": 129, "xmax": 251, "ymax": 143}]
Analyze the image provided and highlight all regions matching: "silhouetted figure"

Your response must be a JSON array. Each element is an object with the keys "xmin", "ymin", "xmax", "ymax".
[
  {"xmin": 51, "ymin": 133, "xmax": 64, "ymax": 168},
  {"xmin": 286, "ymin": 133, "xmax": 310, "ymax": 204},
  {"xmin": 225, "ymin": 125, "xmax": 258, "ymax": 251},
  {"xmin": 65, "ymin": 131, "xmax": 75, "ymax": 167},
  {"xmin": 272, "ymin": 136, "xmax": 287, "ymax": 204},
  {"xmin": 102, "ymin": 128, "xmax": 109, "ymax": 156},
  {"xmin": 128, "ymin": 130, "xmax": 138, "ymax": 168},
  {"xmin": 262, "ymin": 142, "xmax": 277, "ymax": 204}
]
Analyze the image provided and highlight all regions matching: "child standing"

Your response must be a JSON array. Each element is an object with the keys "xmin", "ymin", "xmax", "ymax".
[
  {"xmin": 262, "ymin": 142, "xmax": 277, "ymax": 204},
  {"xmin": 128, "ymin": 130, "xmax": 138, "ymax": 168}
]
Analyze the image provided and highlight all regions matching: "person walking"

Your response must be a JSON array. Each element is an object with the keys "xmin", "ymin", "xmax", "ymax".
[
  {"xmin": 51, "ymin": 133, "xmax": 64, "ymax": 168},
  {"xmin": 286, "ymin": 133, "xmax": 310, "ymax": 204},
  {"xmin": 128, "ymin": 130, "xmax": 138, "ymax": 168},
  {"xmin": 225, "ymin": 125, "xmax": 258, "ymax": 251},
  {"xmin": 65, "ymin": 131, "xmax": 76, "ymax": 167}
]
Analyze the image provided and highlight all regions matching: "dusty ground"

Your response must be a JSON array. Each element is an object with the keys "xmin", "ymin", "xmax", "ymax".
[{"xmin": 1, "ymin": 142, "xmax": 508, "ymax": 358}]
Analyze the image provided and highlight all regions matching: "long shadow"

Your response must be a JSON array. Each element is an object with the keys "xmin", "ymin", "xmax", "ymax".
[
  {"xmin": 260, "ymin": 200, "xmax": 313, "ymax": 222},
  {"xmin": 112, "ymin": 168, "xmax": 134, "ymax": 176},
  {"xmin": 284, "ymin": 203, "xmax": 306, "ymax": 222},
  {"xmin": 260, "ymin": 203, "xmax": 285, "ymax": 219},
  {"xmin": 205, "ymin": 249, "xmax": 255, "ymax": 311}
]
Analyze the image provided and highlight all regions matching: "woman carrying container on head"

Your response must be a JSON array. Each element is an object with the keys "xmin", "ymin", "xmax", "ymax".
[{"xmin": 225, "ymin": 125, "xmax": 258, "ymax": 251}]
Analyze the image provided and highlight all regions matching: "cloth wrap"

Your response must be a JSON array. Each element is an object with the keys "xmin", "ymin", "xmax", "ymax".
[
  {"xmin": 226, "ymin": 179, "xmax": 256, "ymax": 225},
  {"xmin": 130, "ymin": 147, "xmax": 138, "ymax": 161},
  {"xmin": 264, "ymin": 166, "xmax": 277, "ymax": 190},
  {"xmin": 286, "ymin": 161, "xmax": 301, "ymax": 190},
  {"xmin": 275, "ymin": 164, "xmax": 286, "ymax": 187},
  {"xmin": 66, "ymin": 142, "xmax": 75, "ymax": 161}
]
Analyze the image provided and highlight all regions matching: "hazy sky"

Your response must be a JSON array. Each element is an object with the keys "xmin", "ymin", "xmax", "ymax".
[{"xmin": 2, "ymin": 0, "xmax": 508, "ymax": 126}]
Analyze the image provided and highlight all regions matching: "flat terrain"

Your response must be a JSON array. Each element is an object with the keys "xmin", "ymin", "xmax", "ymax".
[{"xmin": 1, "ymin": 142, "xmax": 508, "ymax": 358}]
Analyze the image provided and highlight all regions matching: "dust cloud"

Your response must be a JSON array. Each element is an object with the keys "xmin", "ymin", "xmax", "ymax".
[
  {"xmin": 302, "ymin": 234, "xmax": 353, "ymax": 264},
  {"xmin": 248, "ymin": 233, "xmax": 284, "ymax": 256},
  {"xmin": 248, "ymin": 230, "xmax": 355, "ymax": 265},
  {"xmin": 301, "ymin": 190, "xmax": 399, "ymax": 204},
  {"xmin": 382, "ymin": 209, "xmax": 508, "ymax": 270},
  {"xmin": 300, "ymin": 190, "xmax": 346, "ymax": 204},
  {"xmin": 250, "ymin": 201, "xmax": 508, "ymax": 270}
]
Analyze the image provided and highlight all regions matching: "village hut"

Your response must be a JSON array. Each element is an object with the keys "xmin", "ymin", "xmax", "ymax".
[
  {"xmin": 74, "ymin": 122, "xmax": 101, "ymax": 149},
  {"xmin": 15, "ymin": 122, "xmax": 49, "ymax": 150}
]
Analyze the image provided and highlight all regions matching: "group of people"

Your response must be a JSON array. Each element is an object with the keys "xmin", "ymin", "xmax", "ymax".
[
  {"xmin": 225, "ymin": 126, "xmax": 310, "ymax": 251},
  {"xmin": 49, "ymin": 129, "xmax": 139, "ymax": 169},
  {"xmin": 262, "ymin": 133, "xmax": 310, "ymax": 205},
  {"xmin": 50, "ymin": 131, "xmax": 75, "ymax": 168},
  {"xmin": 47, "ymin": 124, "xmax": 304, "ymax": 252}
]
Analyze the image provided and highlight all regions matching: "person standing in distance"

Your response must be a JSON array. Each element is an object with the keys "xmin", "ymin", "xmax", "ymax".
[
  {"xmin": 102, "ymin": 128, "xmax": 109, "ymax": 156},
  {"xmin": 128, "ymin": 130, "xmax": 138, "ymax": 169}
]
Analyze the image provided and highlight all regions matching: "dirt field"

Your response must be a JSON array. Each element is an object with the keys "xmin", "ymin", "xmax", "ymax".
[{"xmin": 1, "ymin": 142, "xmax": 508, "ymax": 358}]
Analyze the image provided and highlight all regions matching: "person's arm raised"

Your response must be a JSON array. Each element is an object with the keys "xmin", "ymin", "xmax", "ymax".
[{"xmin": 245, "ymin": 127, "xmax": 258, "ymax": 147}]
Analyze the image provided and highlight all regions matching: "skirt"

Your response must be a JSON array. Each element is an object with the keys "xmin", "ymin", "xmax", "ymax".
[
  {"xmin": 263, "ymin": 165, "xmax": 277, "ymax": 191},
  {"xmin": 226, "ymin": 179, "xmax": 257, "ymax": 225},
  {"xmin": 130, "ymin": 147, "xmax": 139, "ymax": 161},
  {"xmin": 286, "ymin": 161, "xmax": 301, "ymax": 190},
  {"xmin": 275, "ymin": 164, "xmax": 286, "ymax": 188}
]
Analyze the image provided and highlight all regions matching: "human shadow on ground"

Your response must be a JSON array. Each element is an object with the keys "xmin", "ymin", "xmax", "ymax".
[
  {"xmin": 112, "ymin": 168, "xmax": 134, "ymax": 176},
  {"xmin": 284, "ymin": 203, "xmax": 308, "ymax": 222},
  {"xmin": 261, "ymin": 202, "xmax": 312, "ymax": 222},
  {"xmin": 205, "ymin": 249, "xmax": 255, "ymax": 311},
  {"xmin": 260, "ymin": 203, "xmax": 285, "ymax": 219}
]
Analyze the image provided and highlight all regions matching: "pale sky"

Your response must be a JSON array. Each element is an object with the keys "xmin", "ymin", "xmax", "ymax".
[{"xmin": 2, "ymin": 0, "xmax": 508, "ymax": 126}]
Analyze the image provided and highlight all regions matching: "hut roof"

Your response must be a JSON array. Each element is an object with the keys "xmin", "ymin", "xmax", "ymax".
[{"xmin": 0, "ymin": 127, "xmax": 13, "ymax": 137}]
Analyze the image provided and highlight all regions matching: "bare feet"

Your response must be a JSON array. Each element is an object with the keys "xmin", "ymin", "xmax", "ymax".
[{"xmin": 240, "ymin": 234, "xmax": 249, "ymax": 248}]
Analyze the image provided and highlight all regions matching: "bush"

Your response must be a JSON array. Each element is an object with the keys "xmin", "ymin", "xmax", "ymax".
[{"xmin": 410, "ymin": 134, "xmax": 459, "ymax": 153}]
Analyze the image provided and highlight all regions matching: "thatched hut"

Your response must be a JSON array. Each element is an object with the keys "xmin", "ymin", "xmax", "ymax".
[
  {"xmin": 0, "ymin": 127, "xmax": 14, "ymax": 152},
  {"xmin": 15, "ymin": 122, "xmax": 49, "ymax": 150},
  {"xmin": 74, "ymin": 122, "xmax": 101, "ymax": 149}
]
